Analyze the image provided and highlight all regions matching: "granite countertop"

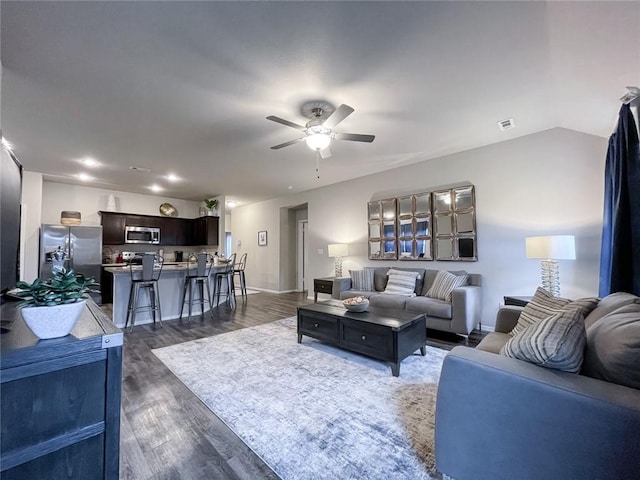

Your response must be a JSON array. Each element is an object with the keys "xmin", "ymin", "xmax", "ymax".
[
  {"xmin": 104, "ymin": 263, "xmax": 228, "ymax": 274},
  {"xmin": 102, "ymin": 262, "xmax": 184, "ymax": 267}
]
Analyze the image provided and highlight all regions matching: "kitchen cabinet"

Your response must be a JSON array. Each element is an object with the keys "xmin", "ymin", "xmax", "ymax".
[
  {"xmin": 192, "ymin": 216, "xmax": 219, "ymax": 246},
  {"xmin": 125, "ymin": 214, "xmax": 161, "ymax": 228},
  {"xmin": 100, "ymin": 212, "xmax": 126, "ymax": 245},
  {"xmin": 98, "ymin": 212, "xmax": 217, "ymax": 247},
  {"xmin": 0, "ymin": 300, "xmax": 122, "ymax": 479},
  {"xmin": 159, "ymin": 217, "xmax": 191, "ymax": 246}
]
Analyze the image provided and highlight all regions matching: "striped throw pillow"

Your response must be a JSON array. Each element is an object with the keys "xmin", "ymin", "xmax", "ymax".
[
  {"xmin": 500, "ymin": 307, "xmax": 586, "ymax": 373},
  {"xmin": 425, "ymin": 270, "xmax": 468, "ymax": 302},
  {"xmin": 383, "ymin": 270, "xmax": 419, "ymax": 296},
  {"xmin": 510, "ymin": 287, "xmax": 571, "ymax": 336},
  {"xmin": 349, "ymin": 268, "xmax": 375, "ymax": 291}
]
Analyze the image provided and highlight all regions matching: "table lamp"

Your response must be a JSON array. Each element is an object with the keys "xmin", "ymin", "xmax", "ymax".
[
  {"xmin": 328, "ymin": 244, "xmax": 349, "ymax": 277},
  {"xmin": 525, "ymin": 235, "xmax": 576, "ymax": 297}
]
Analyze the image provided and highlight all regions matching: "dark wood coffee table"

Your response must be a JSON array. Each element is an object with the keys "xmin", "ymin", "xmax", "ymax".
[{"xmin": 297, "ymin": 300, "xmax": 427, "ymax": 376}]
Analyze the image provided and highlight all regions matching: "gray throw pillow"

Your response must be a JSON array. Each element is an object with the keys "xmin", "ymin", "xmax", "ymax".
[
  {"xmin": 382, "ymin": 269, "xmax": 419, "ymax": 297},
  {"xmin": 425, "ymin": 270, "xmax": 468, "ymax": 302},
  {"xmin": 500, "ymin": 307, "xmax": 586, "ymax": 373},
  {"xmin": 581, "ymin": 302, "xmax": 640, "ymax": 389},
  {"xmin": 349, "ymin": 268, "xmax": 374, "ymax": 291},
  {"xmin": 509, "ymin": 287, "xmax": 571, "ymax": 336},
  {"xmin": 583, "ymin": 292, "xmax": 637, "ymax": 330}
]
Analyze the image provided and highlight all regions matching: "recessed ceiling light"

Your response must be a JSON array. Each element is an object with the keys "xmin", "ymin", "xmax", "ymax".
[
  {"xmin": 149, "ymin": 184, "xmax": 163, "ymax": 192},
  {"xmin": 77, "ymin": 173, "xmax": 93, "ymax": 181},
  {"xmin": 288, "ymin": 185, "xmax": 293, "ymax": 190},
  {"xmin": 166, "ymin": 173, "xmax": 180, "ymax": 182},
  {"xmin": 81, "ymin": 157, "xmax": 100, "ymax": 168},
  {"xmin": 130, "ymin": 165, "xmax": 151, "ymax": 172},
  {"xmin": 226, "ymin": 201, "xmax": 238, "ymax": 208}
]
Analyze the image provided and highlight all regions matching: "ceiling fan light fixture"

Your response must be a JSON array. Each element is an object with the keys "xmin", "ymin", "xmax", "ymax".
[{"xmin": 305, "ymin": 126, "xmax": 331, "ymax": 151}]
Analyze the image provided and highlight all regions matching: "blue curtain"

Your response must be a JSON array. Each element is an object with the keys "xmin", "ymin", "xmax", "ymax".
[{"xmin": 599, "ymin": 104, "xmax": 640, "ymax": 296}]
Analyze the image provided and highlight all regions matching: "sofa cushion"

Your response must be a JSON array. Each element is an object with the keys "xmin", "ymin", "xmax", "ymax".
[
  {"xmin": 500, "ymin": 307, "xmax": 586, "ymax": 373},
  {"xmin": 349, "ymin": 268, "xmax": 374, "ymax": 291},
  {"xmin": 566, "ymin": 297, "xmax": 600, "ymax": 319},
  {"xmin": 426, "ymin": 270, "xmax": 468, "ymax": 302},
  {"xmin": 510, "ymin": 287, "xmax": 571, "ymax": 336},
  {"xmin": 581, "ymin": 302, "xmax": 640, "ymax": 390},
  {"xmin": 382, "ymin": 269, "xmax": 419, "ymax": 296},
  {"xmin": 369, "ymin": 294, "xmax": 408, "ymax": 310},
  {"xmin": 373, "ymin": 268, "xmax": 389, "ymax": 292},
  {"xmin": 421, "ymin": 270, "xmax": 440, "ymax": 296},
  {"xmin": 405, "ymin": 296, "xmax": 452, "ymax": 319},
  {"xmin": 476, "ymin": 332, "xmax": 512, "ymax": 354},
  {"xmin": 340, "ymin": 290, "xmax": 377, "ymax": 300},
  {"xmin": 584, "ymin": 292, "xmax": 638, "ymax": 330}
]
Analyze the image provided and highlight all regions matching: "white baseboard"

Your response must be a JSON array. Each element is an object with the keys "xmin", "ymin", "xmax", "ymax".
[
  {"xmin": 478, "ymin": 323, "xmax": 495, "ymax": 333},
  {"xmin": 246, "ymin": 287, "xmax": 301, "ymax": 295}
]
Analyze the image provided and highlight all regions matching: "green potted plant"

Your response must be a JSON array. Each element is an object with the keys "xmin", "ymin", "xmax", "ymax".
[
  {"xmin": 15, "ymin": 268, "xmax": 100, "ymax": 339},
  {"xmin": 203, "ymin": 198, "xmax": 218, "ymax": 216}
]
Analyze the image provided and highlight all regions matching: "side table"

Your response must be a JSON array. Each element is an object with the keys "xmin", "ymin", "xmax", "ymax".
[
  {"xmin": 504, "ymin": 295, "xmax": 533, "ymax": 307},
  {"xmin": 313, "ymin": 277, "xmax": 351, "ymax": 302},
  {"xmin": 314, "ymin": 278, "xmax": 333, "ymax": 302}
]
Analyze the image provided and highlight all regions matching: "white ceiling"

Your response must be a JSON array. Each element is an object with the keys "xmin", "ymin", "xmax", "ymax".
[{"xmin": 2, "ymin": 1, "xmax": 638, "ymax": 206}]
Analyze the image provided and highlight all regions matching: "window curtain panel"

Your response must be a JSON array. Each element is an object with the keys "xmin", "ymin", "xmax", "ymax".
[{"xmin": 599, "ymin": 103, "xmax": 640, "ymax": 297}]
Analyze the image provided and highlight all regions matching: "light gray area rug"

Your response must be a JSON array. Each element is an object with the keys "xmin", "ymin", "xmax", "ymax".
[{"xmin": 152, "ymin": 317, "xmax": 448, "ymax": 480}]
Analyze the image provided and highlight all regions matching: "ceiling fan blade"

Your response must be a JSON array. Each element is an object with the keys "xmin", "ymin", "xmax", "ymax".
[
  {"xmin": 323, "ymin": 104, "xmax": 354, "ymax": 129},
  {"xmin": 334, "ymin": 132, "xmax": 375, "ymax": 143},
  {"xmin": 266, "ymin": 116, "xmax": 306, "ymax": 131},
  {"xmin": 319, "ymin": 147, "xmax": 332, "ymax": 159},
  {"xmin": 270, "ymin": 137, "xmax": 305, "ymax": 150}
]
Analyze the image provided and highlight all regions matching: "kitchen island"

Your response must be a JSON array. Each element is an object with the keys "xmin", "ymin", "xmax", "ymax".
[{"xmin": 104, "ymin": 264, "xmax": 231, "ymax": 328}]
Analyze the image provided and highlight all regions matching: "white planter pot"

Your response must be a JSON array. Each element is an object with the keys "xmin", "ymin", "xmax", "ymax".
[{"xmin": 21, "ymin": 300, "xmax": 87, "ymax": 339}]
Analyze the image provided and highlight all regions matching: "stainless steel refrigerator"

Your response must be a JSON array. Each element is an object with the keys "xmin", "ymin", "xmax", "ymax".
[{"xmin": 40, "ymin": 225, "xmax": 103, "ymax": 303}]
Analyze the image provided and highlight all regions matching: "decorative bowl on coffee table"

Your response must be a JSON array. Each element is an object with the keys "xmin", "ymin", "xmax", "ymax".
[{"xmin": 343, "ymin": 298, "xmax": 369, "ymax": 312}]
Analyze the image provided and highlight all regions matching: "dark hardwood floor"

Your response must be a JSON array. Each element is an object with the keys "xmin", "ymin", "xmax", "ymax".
[{"xmin": 106, "ymin": 292, "xmax": 483, "ymax": 480}]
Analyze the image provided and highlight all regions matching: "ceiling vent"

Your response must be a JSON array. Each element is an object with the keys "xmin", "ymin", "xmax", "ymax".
[
  {"xmin": 129, "ymin": 165, "xmax": 151, "ymax": 172},
  {"xmin": 497, "ymin": 118, "xmax": 515, "ymax": 131}
]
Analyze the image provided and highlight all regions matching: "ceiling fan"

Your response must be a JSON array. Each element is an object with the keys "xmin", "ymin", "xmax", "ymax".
[{"xmin": 266, "ymin": 104, "xmax": 375, "ymax": 159}]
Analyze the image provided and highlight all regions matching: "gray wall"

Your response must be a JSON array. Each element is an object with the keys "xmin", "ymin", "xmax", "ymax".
[{"xmin": 231, "ymin": 127, "xmax": 607, "ymax": 328}]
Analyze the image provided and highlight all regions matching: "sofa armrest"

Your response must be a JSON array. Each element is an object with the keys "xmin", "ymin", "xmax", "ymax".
[
  {"xmin": 450, "ymin": 285, "xmax": 482, "ymax": 335},
  {"xmin": 494, "ymin": 305, "xmax": 523, "ymax": 333},
  {"xmin": 435, "ymin": 347, "xmax": 640, "ymax": 480},
  {"xmin": 331, "ymin": 278, "xmax": 352, "ymax": 299}
]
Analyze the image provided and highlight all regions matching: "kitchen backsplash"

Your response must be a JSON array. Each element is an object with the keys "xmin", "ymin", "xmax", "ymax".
[{"xmin": 103, "ymin": 244, "xmax": 221, "ymax": 263}]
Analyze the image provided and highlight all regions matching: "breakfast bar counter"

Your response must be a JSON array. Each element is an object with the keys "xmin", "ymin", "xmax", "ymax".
[{"xmin": 104, "ymin": 264, "xmax": 230, "ymax": 328}]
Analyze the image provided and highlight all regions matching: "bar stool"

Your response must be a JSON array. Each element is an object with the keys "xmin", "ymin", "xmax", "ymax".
[
  {"xmin": 233, "ymin": 253, "xmax": 248, "ymax": 301},
  {"xmin": 180, "ymin": 253, "xmax": 213, "ymax": 322},
  {"xmin": 125, "ymin": 254, "xmax": 163, "ymax": 332},
  {"xmin": 213, "ymin": 253, "xmax": 236, "ymax": 309}
]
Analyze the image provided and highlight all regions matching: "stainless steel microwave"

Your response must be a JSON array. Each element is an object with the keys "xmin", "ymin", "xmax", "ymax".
[{"xmin": 124, "ymin": 226, "xmax": 160, "ymax": 244}]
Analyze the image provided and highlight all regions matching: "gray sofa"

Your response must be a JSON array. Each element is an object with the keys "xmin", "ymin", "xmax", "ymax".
[
  {"xmin": 338, "ymin": 267, "xmax": 482, "ymax": 337},
  {"xmin": 435, "ymin": 292, "xmax": 640, "ymax": 480}
]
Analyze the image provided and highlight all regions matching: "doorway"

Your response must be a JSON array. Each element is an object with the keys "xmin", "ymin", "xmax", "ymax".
[{"xmin": 297, "ymin": 220, "xmax": 308, "ymax": 292}]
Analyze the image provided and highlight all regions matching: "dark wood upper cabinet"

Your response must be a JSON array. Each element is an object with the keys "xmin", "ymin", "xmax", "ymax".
[
  {"xmin": 100, "ymin": 212, "xmax": 126, "ymax": 245},
  {"xmin": 99, "ymin": 212, "xmax": 217, "ymax": 246},
  {"xmin": 159, "ymin": 217, "xmax": 192, "ymax": 246},
  {"xmin": 125, "ymin": 214, "xmax": 161, "ymax": 228},
  {"xmin": 192, "ymin": 216, "xmax": 219, "ymax": 246}
]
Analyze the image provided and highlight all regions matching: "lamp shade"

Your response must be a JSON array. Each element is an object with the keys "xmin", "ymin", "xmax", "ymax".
[
  {"xmin": 525, "ymin": 235, "xmax": 576, "ymax": 260},
  {"xmin": 328, "ymin": 244, "xmax": 349, "ymax": 257}
]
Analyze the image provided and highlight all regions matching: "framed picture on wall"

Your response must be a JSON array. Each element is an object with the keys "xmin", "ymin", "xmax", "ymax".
[{"xmin": 258, "ymin": 230, "xmax": 268, "ymax": 246}]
